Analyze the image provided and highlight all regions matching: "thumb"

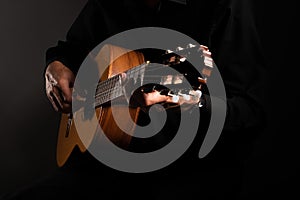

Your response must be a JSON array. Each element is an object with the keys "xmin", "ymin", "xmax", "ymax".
[{"xmin": 59, "ymin": 79, "xmax": 73, "ymax": 103}]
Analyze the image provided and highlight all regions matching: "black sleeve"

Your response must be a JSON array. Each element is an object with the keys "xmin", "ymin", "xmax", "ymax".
[
  {"xmin": 207, "ymin": 0, "xmax": 267, "ymax": 143},
  {"xmin": 45, "ymin": 0, "xmax": 109, "ymax": 74}
]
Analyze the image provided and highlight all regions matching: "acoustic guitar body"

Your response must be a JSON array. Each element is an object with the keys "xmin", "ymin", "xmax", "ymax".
[{"xmin": 56, "ymin": 45, "xmax": 145, "ymax": 167}]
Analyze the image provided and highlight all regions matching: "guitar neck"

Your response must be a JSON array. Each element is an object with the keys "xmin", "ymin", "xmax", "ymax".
[
  {"xmin": 94, "ymin": 63, "xmax": 148, "ymax": 107},
  {"xmin": 93, "ymin": 62, "xmax": 188, "ymax": 107},
  {"xmin": 93, "ymin": 44, "xmax": 213, "ymax": 108}
]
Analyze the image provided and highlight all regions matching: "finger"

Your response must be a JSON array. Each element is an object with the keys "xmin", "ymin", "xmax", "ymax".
[
  {"xmin": 58, "ymin": 79, "xmax": 73, "ymax": 103},
  {"xmin": 143, "ymin": 90, "xmax": 169, "ymax": 106},
  {"xmin": 120, "ymin": 73, "xmax": 127, "ymax": 82},
  {"xmin": 48, "ymin": 92, "xmax": 60, "ymax": 112},
  {"xmin": 51, "ymin": 86, "xmax": 64, "ymax": 110},
  {"xmin": 53, "ymin": 86, "xmax": 73, "ymax": 113},
  {"xmin": 61, "ymin": 102, "xmax": 72, "ymax": 113},
  {"xmin": 48, "ymin": 94, "xmax": 59, "ymax": 112},
  {"xmin": 46, "ymin": 80, "xmax": 65, "ymax": 112}
]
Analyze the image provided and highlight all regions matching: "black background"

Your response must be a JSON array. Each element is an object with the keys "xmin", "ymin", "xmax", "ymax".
[{"xmin": 0, "ymin": 0, "xmax": 299, "ymax": 198}]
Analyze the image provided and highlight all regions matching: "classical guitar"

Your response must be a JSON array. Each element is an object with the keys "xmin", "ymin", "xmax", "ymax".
[{"xmin": 56, "ymin": 44, "xmax": 213, "ymax": 167}]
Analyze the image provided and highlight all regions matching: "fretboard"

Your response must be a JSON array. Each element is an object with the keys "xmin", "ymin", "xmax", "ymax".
[{"xmin": 94, "ymin": 63, "xmax": 147, "ymax": 107}]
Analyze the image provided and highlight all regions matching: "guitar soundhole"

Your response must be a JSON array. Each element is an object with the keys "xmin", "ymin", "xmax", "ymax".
[{"xmin": 65, "ymin": 114, "xmax": 73, "ymax": 138}]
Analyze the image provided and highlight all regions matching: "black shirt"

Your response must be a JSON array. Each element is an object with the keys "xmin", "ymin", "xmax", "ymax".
[{"xmin": 45, "ymin": 0, "xmax": 266, "ymax": 171}]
